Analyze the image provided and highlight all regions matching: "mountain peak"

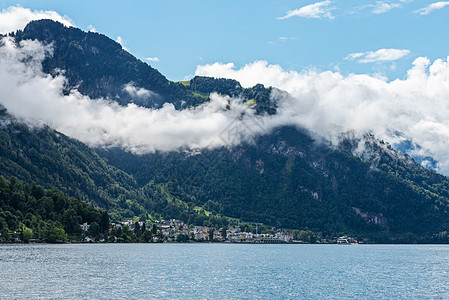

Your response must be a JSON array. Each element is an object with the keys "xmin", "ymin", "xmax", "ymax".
[{"xmin": 14, "ymin": 19, "xmax": 184, "ymax": 107}]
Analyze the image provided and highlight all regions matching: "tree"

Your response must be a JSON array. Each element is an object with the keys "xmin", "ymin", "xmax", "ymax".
[
  {"xmin": 22, "ymin": 227, "xmax": 33, "ymax": 242},
  {"xmin": 176, "ymin": 234, "xmax": 189, "ymax": 242},
  {"xmin": 208, "ymin": 228, "xmax": 214, "ymax": 241},
  {"xmin": 135, "ymin": 222, "xmax": 141, "ymax": 237},
  {"xmin": 63, "ymin": 209, "xmax": 82, "ymax": 235},
  {"xmin": 99, "ymin": 210, "xmax": 109, "ymax": 234},
  {"xmin": 87, "ymin": 222, "xmax": 100, "ymax": 238},
  {"xmin": 141, "ymin": 230, "xmax": 152, "ymax": 242},
  {"xmin": 31, "ymin": 184, "xmax": 45, "ymax": 200},
  {"xmin": 293, "ymin": 230, "xmax": 317, "ymax": 243},
  {"xmin": 43, "ymin": 222, "xmax": 67, "ymax": 243},
  {"xmin": 221, "ymin": 227, "xmax": 227, "ymax": 240}
]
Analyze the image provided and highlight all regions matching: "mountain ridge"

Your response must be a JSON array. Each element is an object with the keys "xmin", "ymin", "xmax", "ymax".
[{"xmin": 12, "ymin": 19, "xmax": 278, "ymax": 114}]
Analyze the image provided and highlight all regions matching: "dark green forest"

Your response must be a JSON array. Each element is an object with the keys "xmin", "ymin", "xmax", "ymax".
[
  {"xmin": 0, "ymin": 176, "xmax": 108, "ymax": 242},
  {"xmin": 99, "ymin": 127, "xmax": 449, "ymax": 243}
]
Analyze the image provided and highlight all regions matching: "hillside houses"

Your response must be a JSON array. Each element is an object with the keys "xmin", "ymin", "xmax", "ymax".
[{"xmin": 81, "ymin": 218, "xmax": 293, "ymax": 243}]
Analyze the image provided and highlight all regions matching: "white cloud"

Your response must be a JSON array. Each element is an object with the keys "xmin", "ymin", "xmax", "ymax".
[
  {"xmin": 268, "ymin": 37, "xmax": 297, "ymax": 45},
  {"xmin": 278, "ymin": 1, "xmax": 335, "ymax": 19},
  {"xmin": 196, "ymin": 58, "xmax": 449, "ymax": 175},
  {"xmin": 349, "ymin": 1, "xmax": 410, "ymax": 16},
  {"xmin": 145, "ymin": 57, "xmax": 160, "ymax": 62},
  {"xmin": 371, "ymin": 2, "xmax": 402, "ymax": 14},
  {"xmin": 0, "ymin": 6, "xmax": 74, "ymax": 34},
  {"xmin": 87, "ymin": 25, "xmax": 97, "ymax": 32},
  {"xmin": 279, "ymin": 37, "xmax": 297, "ymax": 41},
  {"xmin": 183, "ymin": 74, "xmax": 194, "ymax": 81},
  {"xmin": 345, "ymin": 48, "xmax": 411, "ymax": 63},
  {"xmin": 415, "ymin": 1, "xmax": 449, "ymax": 15},
  {"xmin": 123, "ymin": 82, "xmax": 154, "ymax": 98},
  {"xmin": 116, "ymin": 36, "xmax": 129, "ymax": 51},
  {"xmin": 0, "ymin": 37, "xmax": 259, "ymax": 154}
]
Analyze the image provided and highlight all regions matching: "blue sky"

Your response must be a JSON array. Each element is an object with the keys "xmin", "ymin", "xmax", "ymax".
[{"xmin": 1, "ymin": 0, "xmax": 448, "ymax": 81}]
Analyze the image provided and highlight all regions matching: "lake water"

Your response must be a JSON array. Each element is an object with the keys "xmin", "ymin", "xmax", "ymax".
[{"xmin": 1, "ymin": 243, "xmax": 449, "ymax": 299}]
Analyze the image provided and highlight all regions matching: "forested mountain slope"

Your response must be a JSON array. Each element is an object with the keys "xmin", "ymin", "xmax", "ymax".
[
  {"xmin": 0, "ymin": 175, "xmax": 108, "ymax": 242},
  {"xmin": 99, "ymin": 126, "xmax": 449, "ymax": 242},
  {"xmin": 0, "ymin": 108, "xmax": 143, "ymax": 220},
  {"xmin": 0, "ymin": 108, "xmax": 233, "ymax": 225}
]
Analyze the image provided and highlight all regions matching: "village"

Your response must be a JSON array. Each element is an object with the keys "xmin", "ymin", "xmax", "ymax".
[{"xmin": 81, "ymin": 219, "xmax": 296, "ymax": 243}]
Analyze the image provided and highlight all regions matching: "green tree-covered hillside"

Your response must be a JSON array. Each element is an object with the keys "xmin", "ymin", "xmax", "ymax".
[
  {"xmin": 99, "ymin": 127, "xmax": 449, "ymax": 242},
  {"xmin": 0, "ymin": 176, "xmax": 108, "ymax": 242}
]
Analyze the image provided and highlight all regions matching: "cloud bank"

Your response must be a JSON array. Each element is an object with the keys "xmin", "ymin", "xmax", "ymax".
[
  {"xmin": 3, "ymin": 33, "xmax": 449, "ymax": 176},
  {"xmin": 0, "ymin": 37, "xmax": 262, "ymax": 154},
  {"xmin": 278, "ymin": 1, "xmax": 335, "ymax": 19},
  {"xmin": 196, "ymin": 59, "xmax": 449, "ymax": 175},
  {"xmin": 0, "ymin": 6, "xmax": 73, "ymax": 34}
]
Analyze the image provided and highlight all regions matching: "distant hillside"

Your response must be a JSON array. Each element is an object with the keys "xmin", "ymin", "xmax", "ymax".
[{"xmin": 99, "ymin": 126, "xmax": 449, "ymax": 242}]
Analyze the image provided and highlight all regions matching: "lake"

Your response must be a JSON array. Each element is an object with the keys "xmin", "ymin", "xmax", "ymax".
[{"xmin": 1, "ymin": 243, "xmax": 448, "ymax": 299}]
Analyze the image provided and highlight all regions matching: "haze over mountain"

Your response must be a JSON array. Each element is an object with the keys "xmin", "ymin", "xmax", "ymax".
[{"xmin": 2, "ymin": 15, "xmax": 449, "ymax": 242}]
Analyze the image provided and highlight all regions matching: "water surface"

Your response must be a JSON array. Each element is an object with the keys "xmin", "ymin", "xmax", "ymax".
[{"xmin": 1, "ymin": 243, "xmax": 448, "ymax": 299}]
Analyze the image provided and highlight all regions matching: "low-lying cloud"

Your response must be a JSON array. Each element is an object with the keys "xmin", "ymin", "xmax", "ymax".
[
  {"xmin": 123, "ymin": 82, "xmax": 153, "ymax": 99},
  {"xmin": 115, "ymin": 36, "xmax": 129, "ymax": 51},
  {"xmin": 0, "ymin": 37, "xmax": 262, "ymax": 153},
  {"xmin": 196, "ymin": 58, "xmax": 449, "ymax": 175}
]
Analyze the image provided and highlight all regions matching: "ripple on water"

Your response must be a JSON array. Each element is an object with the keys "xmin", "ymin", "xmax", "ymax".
[{"xmin": 1, "ymin": 243, "xmax": 449, "ymax": 299}]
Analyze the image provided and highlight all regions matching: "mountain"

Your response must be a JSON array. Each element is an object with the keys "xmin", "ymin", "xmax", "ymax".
[
  {"xmin": 98, "ymin": 127, "xmax": 449, "ymax": 242},
  {"xmin": 2, "ymin": 19, "xmax": 449, "ymax": 242},
  {"xmin": 0, "ymin": 108, "xmax": 233, "ymax": 225},
  {"xmin": 13, "ymin": 19, "xmax": 187, "ymax": 108},
  {"xmin": 0, "ymin": 108, "xmax": 142, "ymax": 220},
  {"xmin": 12, "ymin": 19, "xmax": 277, "ymax": 114}
]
